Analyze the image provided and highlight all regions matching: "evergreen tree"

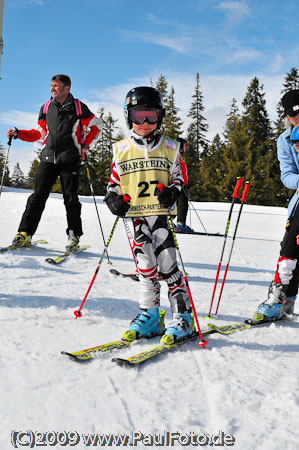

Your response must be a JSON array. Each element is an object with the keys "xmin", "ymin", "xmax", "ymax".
[
  {"xmin": 162, "ymin": 86, "xmax": 183, "ymax": 138},
  {"xmin": 241, "ymin": 77, "xmax": 275, "ymax": 205},
  {"xmin": 185, "ymin": 73, "xmax": 209, "ymax": 200},
  {"xmin": 223, "ymin": 98, "xmax": 240, "ymax": 144},
  {"xmin": 155, "ymin": 74, "xmax": 169, "ymax": 136},
  {"xmin": 82, "ymin": 108, "xmax": 122, "ymax": 196},
  {"xmin": 26, "ymin": 158, "xmax": 39, "ymax": 190},
  {"xmin": 199, "ymin": 133, "xmax": 225, "ymax": 201},
  {"xmin": 25, "ymin": 139, "xmax": 45, "ymax": 190},
  {"xmin": 0, "ymin": 143, "xmax": 10, "ymax": 187},
  {"xmin": 11, "ymin": 162, "xmax": 26, "ymax": 188},
  {"xmin": 218, "ymin": 116, "xmax": 253, "ymax": 201},
  {"xmin": 201, "ymin": 99, "xmax": 252, "ymax": 202}
]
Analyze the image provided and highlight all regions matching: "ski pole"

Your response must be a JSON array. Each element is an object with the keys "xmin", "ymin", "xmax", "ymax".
[
  {"xmin": 74, "ymin": 214, "xmax": 121, "ymax": 319},
  {"xmin": 188, "ymin": 199, "xmax": 208, "ymax": 234},
  {"xmin": 207, "ymin": 176, "xmax": 245, "ymax": 317},
  {"xmin": 0, "ymin": 135, "xmax": 13, "ymax": 199},
  {"xmin": 157, "ymin": 183, "xmax": 207, "ymax": 348},
  {"xmin": 122, "ymin": 217, "xmax": 139, "ymax": 273},
  {"xmin": 214, "ymin": 181, "xmax": 251, "ymax": 315},
  {"xmin": 84, "ymin": 161, "xmax": 112, "ymax": 264}
]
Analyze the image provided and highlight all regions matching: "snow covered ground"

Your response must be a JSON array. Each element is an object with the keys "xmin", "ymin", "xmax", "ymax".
[{"xmin": 1, "ymin": 187, "xmax": 299, "ymax": 450}]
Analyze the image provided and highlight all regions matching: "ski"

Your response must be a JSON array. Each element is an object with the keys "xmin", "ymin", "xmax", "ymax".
[
  {"xmin": 0, "ymin": 239, "xmax": 48, "ymax": 254},
  {"xmin": 61, "ymin": 339, "xmax": 132, "ymax": 361},
  {"xmin": 109, "ymin": 269, "xmax": 184, "ymax": 282},
  {"xmin": 45, "ymin": 244, "xmax": 90, "ymax": 265},
  {"xmin": 244, "ymin": 314, "xmax": 299, "ymax": 326},
  {"xmin": 110, "ymin": 269, "xmax": 140, "ymax": 281},
  {"xmin": 61, "ymin": 330, "xmax": 165, "ymax": 361},
  {"xmin": 175, "ymin": 230, "xmax": 223, "ymax": 237},
  {"xmin": 62, "ymin": 310, "xmax": 167, "ymax": 361},
  {"xmin": 112, "ymin": 317, "xmax": 297, "ymax": 367},
  {"xmin": 62, "ymin": 315, "xmax": 298, "ymax": 365},
  {"xmin": 112, "ymin": 322, "xmax": 246, "ymax": 367}
]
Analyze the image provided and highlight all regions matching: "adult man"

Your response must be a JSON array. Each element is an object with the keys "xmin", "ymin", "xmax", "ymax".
[
  {"xmin": 7, "ymin": 74, "xmax": 102, "ymax": 251},
  {"xmin": 253, "ymin": 89, "xmax": 299, "ymax": 322}
]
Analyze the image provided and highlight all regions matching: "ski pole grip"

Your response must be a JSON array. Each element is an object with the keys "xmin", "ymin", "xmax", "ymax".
[
  {"xmin": 231, "ymin": 177, "xmax": 245, "ymax": 198},
  {"xmin": 7, "ymin": 135, "xmax": 13, "ymax": 146},
  {"xmin": 123, "ymin": 194, "xmax": 131, "ymax": 203},
  {"xmin": 157, "ymin": 183, "xmax": 164, "ymax": 191},
  {"xmin": 240, "ymin": 181, "xmax": 251, "ymax": 202}
]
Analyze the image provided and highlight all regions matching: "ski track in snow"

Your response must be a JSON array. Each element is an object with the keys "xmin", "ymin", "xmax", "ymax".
[{"xmin": 1, "ymin": 187, "xmax": 299, "ymax": 450}]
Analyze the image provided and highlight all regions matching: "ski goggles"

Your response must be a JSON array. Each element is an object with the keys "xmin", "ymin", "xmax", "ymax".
[{"xmin": 129, "ymin": 107, "xmax": 160, "ymax": 125}]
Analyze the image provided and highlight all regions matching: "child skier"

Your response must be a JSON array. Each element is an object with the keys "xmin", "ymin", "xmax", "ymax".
[{"xmin": 105, "ymin": 86, "xmax": 193, "ymax": 344}]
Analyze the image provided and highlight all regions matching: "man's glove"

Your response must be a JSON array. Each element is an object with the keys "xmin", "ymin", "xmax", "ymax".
[
  {"xmin": 157, "ymin": 186, "xmax": 179, "ymax": 208},
  {"xmin": 6, "ymin": 127, "xmax": 19, "ymax": 139},
  {"xmin": 104, "ymin": 192, "xmax": 131, "ymax": 217}
]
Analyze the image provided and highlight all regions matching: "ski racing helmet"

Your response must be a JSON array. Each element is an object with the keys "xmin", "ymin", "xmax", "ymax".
[{"xmin": 124, "ymin": 86, "xmax": 165, "ymax": 130}]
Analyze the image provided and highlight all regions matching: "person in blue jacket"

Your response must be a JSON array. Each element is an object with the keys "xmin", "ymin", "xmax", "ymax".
[{"xmin": 254, "ymin": 89, "xmax": 299, "ymax": 322}]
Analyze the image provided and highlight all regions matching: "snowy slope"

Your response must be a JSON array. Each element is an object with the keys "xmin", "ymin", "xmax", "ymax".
[{"xmin": 1, "ymin": 187, "xmax": 299, "ymax": 450}]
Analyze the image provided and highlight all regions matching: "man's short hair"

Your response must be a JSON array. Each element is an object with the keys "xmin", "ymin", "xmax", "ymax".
[{"xmin": 51, "ymin": 74, "xmax": 71, "ymax": 87}]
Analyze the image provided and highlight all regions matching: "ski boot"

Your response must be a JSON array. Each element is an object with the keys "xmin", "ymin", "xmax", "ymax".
[
  {"xmin": 11, "ymin": 231, "xmax": 32, "ymax": 247},
  {"xmin": 161, "ymin": 312, "xmax": 194, "ymax": 345},
  {"xmin": 65, "ymin": 230, "xmax": 80, "ymax": 253},
  {"xmin": 122, "ymin": 308, "xmax": 165, "ymax": 341},
  {"xmin": 252, "ymin": 281, "xmax": 288, "ymax": 323},
  {"xmin": 283, "ymin": 296, "xmax": 296, "ymax": 315},
  {"xmin": 175, "ymin": 223, "xmax": 194, "ymax": 233}
]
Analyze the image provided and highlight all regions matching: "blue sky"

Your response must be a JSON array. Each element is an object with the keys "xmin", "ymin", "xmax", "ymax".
[{"xmin": 0, "ymin": 0, "xmax": 297, "ymax": 173}]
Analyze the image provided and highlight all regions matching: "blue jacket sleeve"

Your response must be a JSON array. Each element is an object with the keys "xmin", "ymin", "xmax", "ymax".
[{"xmin": 277, "ymin": 129, "xmax": 299, "ymax": 190}]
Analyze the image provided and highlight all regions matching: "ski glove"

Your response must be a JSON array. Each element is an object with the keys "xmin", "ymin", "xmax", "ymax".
[
  {"xmin": 157, "ymin": 186, "xmax": 179, "ymax": 208},
  {"xmin": 104, "ymin": 192, "xmax": 131, "ymax": 217}
]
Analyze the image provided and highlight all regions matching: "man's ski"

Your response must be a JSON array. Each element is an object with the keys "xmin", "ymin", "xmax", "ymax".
[
  {"xmin": 112, "ymin": 322, "xmax": 246, "ymax": 366},
  {"xmin": 175, "ymin": 230, "xmax": 223, "ymax": 237},
  {"xmin": 0, "ymin": 239, "xmax": 48, "ymax": 254},
  {"xmin": 45, "ymin": 244, "xmax": 90, "ymax": 265}
]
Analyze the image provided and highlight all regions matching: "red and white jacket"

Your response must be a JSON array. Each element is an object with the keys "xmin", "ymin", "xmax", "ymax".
[{"xmin": 17, "ymin": 94, "xmax": 102, "ymax": 165}]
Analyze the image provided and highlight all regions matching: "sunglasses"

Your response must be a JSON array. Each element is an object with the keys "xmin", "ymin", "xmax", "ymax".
[
  {"xmin": 286, "ymin": 105, "xmax": 299, "ymax": 117},
  {"xmin": 288, "ymin": 111, "xmax": 299, "ymax": 118},
  {"xmin": 129, "ymin": 107, "xmax": 160, "ymax": 125}
]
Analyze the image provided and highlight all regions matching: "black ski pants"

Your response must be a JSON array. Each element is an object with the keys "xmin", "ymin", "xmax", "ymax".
[
  {"xmin": 18, "ymin": 161, "xmax": 82, "ymax": 237},
  {"xmin": 274, "ymin": 204, "xmax": 299, "ymax": 297},
  {"xmin": 176, "ymin": 186, "xmax": 189, "ymax": 225}
]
